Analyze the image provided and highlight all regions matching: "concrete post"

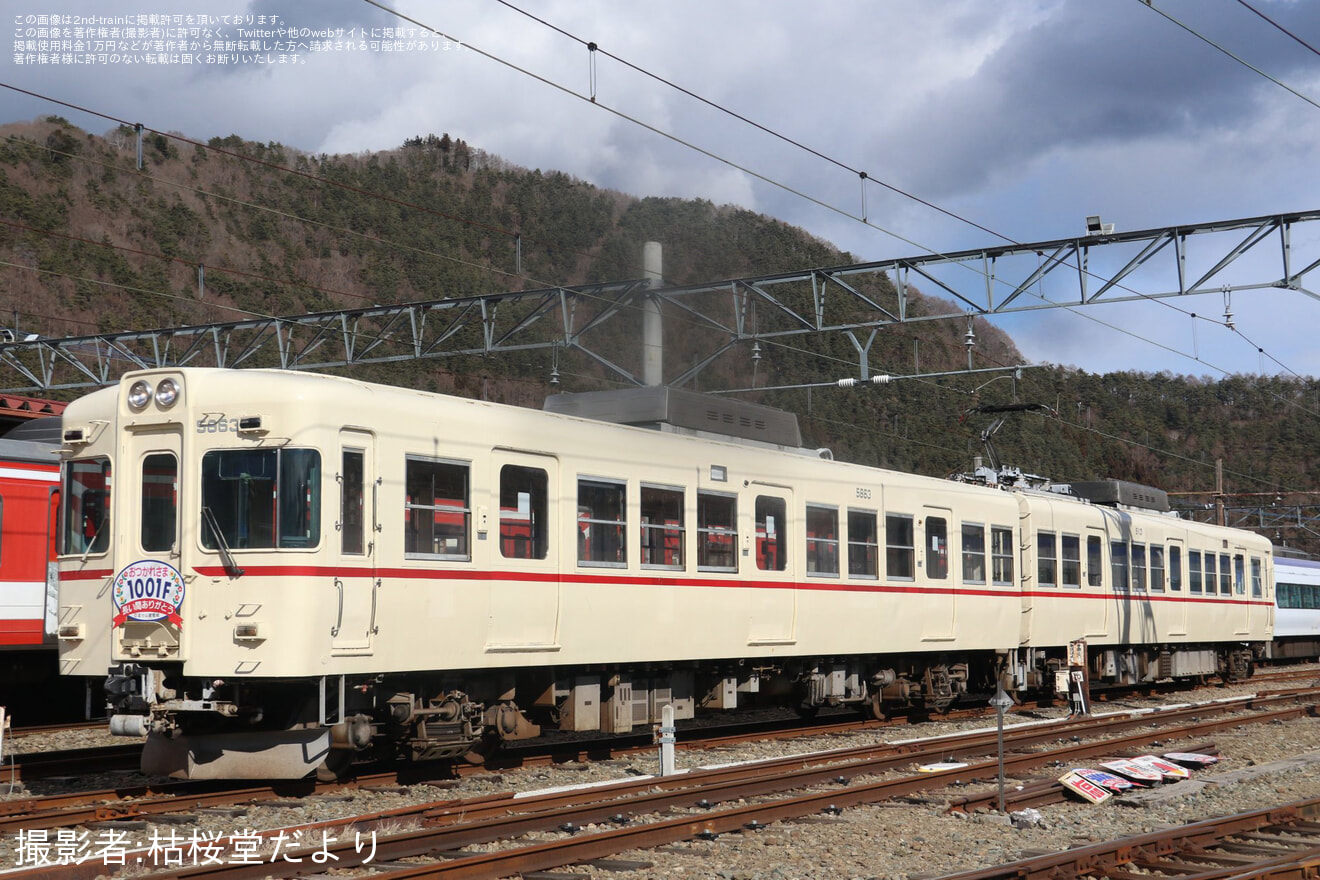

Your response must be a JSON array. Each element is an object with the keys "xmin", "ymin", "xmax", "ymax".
[
  {"xmin": 658, "ymin": 703, "xmax": 675, "ymax": 776},
  {"xmin": 643, "ymin": 242, "xmax": 663, "ymax": 387}
]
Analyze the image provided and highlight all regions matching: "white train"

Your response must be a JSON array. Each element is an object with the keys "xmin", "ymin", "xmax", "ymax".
[
  {"xmin": 1267, "ymin": 556, "xmax": 1320, "ymax": 660},
  {"xmin": 55, "ymin": 368, "xmax": 1274, "ymax": 779}
]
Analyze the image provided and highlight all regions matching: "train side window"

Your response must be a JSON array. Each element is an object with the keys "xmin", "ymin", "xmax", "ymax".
[
  {"xmin": 1250, "ymin": 557, "xmax": 1262, "ymax": 598},
  {"xmin": 1087, "ymin": 536, "xmax": 1102, "ymax": 587},
  {"xmin": 62, "ymin": 457, "xmax": 111, "ymax": 556},
  {"xmin": 140, "ymin": 452, "xmax": 178, "ymax": 553},
  {"xmin": 341, "ymin": 450, "xmax": 365, "ymax": 556},
  {"xmin": 1110, "ymin": 541, "xmax": 1130, "ymax": 591},
  {"xmin": 1169, "ymin": 546, "xmax": 1182, "ymax": 591},
  {"xmin": 806, "ymin": 505, "xmax": 839, "ymax": 576},
  {"xmin": 1061, "ymin": 534, "xmax": 1080, "ymax": 588},
  {"xmin": 1037, "ymin": 531, "xmax": 1057, "ymax": 587},
  {"xmin": 926, "ymin": 516, "xmax": 949, "ymax": 580},
  {"xmin": 500, "ymin": 465, "xmax": 548, "ymax": 560},
  {"xmin": 578, "ymin": 478, "xmax": 626, "ymax": 567},
  {"xmin": 697, "ymin": 491, "xmax": 737, "ymax": 572},
  {"xmin": 885, "ymin": 513, "xmax": 914, "ymax": 581},
  {"xmin": 1233, "ymin": 554, "xmax": 1246, "ymax": 595},
  {"xmin": 405, "ymin": 457, "xmax": 470, "ymax": 560},
  {"xmin": 640, "ymin": 484, "xmax": 684, "ymax": 569},
  {"xmin": 755, "ymin": 496, "xmax": 788, "ymax": 572},
  {"xmin": 200, "ymin": 449, "xmax": 321, "ymax": 550},
  {"xmin": 1218, "ymin": 553, "xmax": 1232, "ymax": 595},
  {"xmin": 1131, "ymin": 543, "xmax": 1147, "ymax": 590},
  {"xmin": 1189, "ymin": 550, "xmax": 1203, "ymax": 594},
  {"xmin": 961, "ymin": 522, "xmax": 985, "ymax": 584},
  {"xmin": 991, "ymin": 526, "xmax": 1014, "ymax": 586},
  {"xmin": 1204, "ymin": 553, "xmax": 1218, "ymax": 597},
  {"xmin": 1150, "ymin": 545, "xmax": 1165, "ymax": 592},
  {"xmin": 847, "ymin": 509, "xmax": 878, "ymax": 579}
]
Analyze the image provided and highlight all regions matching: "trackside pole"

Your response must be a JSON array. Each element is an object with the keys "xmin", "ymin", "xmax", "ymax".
[{"xmin": 657, "ymin": 704, "xmax": 676, "ymax": 776}]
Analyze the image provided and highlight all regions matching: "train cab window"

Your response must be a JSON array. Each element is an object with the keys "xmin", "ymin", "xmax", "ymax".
[
  {"xmin": 1131, "ymin": 543, "xmax": 1147, "ymax": 590},
  {"xmin": 1189, "ymin": 550, "xmax": 1203, "ymax": 594},
  {"xmin": 1061, "ymin": 534, "xmax": 1081, "ymax": 588},
  {"xmin": 62, "ymin": 458, "xmax": 111, "ymax": 556},
  {"xmin": 1169, "ymin": 546, "xmax": 1182, "ymax": 591},
  {"xmin": 1150, "ymin": 545, "xmax": 1166, "ymax": 592},
  {"xmin": 1218, "ymin": 553, "xmax": 1232, "ymax": 595},
  {"xmin": 991, "ymin": 526, "xmax": 1014, "ymax": 586},
  {"xmin": 1110, "ymin": 541, "xmax": 1130, "ymax": 591},
  {"xmin": 1037, "ymin": 531, "xmax": 1057, "ymax": 587},
  {"xmin": 578, "ymin": 478, "xmax": 626, "ymax": 567},
  {"xmin": 926, "ymin": 517, "xmax": 949, "ymax": 580},
  {"xmin": 806, "ymin": 505, "xmax": 839, "ymax": 576},
  {"xmin": 1251, "ymin": 557, "xmax": 1263, "ymax": 598},
  {"xmin": 500, "ymin": 465, "xmax": 548, "ymax": 560},
  {"xmin": 847, "ymin": 509, "xmax": 878, "ymax": 579},
  {"xmin": 140, "ymin": 452, "xmax": 178, "ymax": 553},
  {"xmin": 201, "ymin": 449, "xmax": 322, "ymax": 550},
  {"xmin": 341, "ymin": 450, "xmax": 365, "ymax": 556},
  {"xmin": 885, "ymin": 513, "xmax": 915, "ymax": 580},
  {"xmin": 697, "ymin": 491, "xmax": 737, "ymax": 572},
  {"xmin": 1087, "ymin": 536, "xmax": 1103, "ymax": 587},
  {"xmin": 640, "ymin": 484, "xmax": 684, "ymax": 569},
  {"xmin": 755, "ymin": 496, "xmax": 788, "ymax": 572},
  {"xmin": 1233, "ymin": 554, "xmax": 1246, "ymax": 595},
  {"xmin": 961, "ymin": 522, "xmax": 985, "ymax": 584},
  {"xmin": 405, "ymin": 457, "xmax": 470, "ymax": 560}
]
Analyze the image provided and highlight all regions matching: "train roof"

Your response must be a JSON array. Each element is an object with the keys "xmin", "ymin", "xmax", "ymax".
[{"xmin": 543, "ymin": 386, "xmax": 804, "ymax": 449}]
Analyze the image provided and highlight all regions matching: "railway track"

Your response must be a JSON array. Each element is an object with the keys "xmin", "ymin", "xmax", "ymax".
[
  {"xmin": 4, "ymin": 690, "xmax": 1315, "ymax": 878},
  {"xmin": 938, "ymin": 796, "xmax": 1320, "ymax": 880}
]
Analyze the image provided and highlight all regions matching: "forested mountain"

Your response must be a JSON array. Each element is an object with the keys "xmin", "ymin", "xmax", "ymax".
[{"xmin": 1, "ymin": 116, "xmax": 1315, "ymax": 552}]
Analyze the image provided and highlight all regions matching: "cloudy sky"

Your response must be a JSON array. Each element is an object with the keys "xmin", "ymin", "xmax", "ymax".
[{"xmin": 7, "ymin": 0, "xmax": 1320, "ymax": 379}]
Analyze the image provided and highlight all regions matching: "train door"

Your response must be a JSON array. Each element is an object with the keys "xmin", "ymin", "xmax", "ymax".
[
  {"xmin": 747, "ymin": 488, "xmax": 795, "ymax": 644},
  {"xmin": 331, "ymin": 429, "xmax": 377, "ymax": 654},
  {"xmin": 44, "ymin": 485, "xmax": 60, "ymax": 643},
  {"xmin": 118, "ymin": 428, "xmax": 184, "ymax": 660},
  {"xmin": 1234, "ymin": 551, "xmax": 1252, "ymax": 636},
  {"xmin": 1165, "ymin": 537, "xmax": 1188, "ymax": 636},
  {"xmin": 1082, "ymin": 526, "xmax": 1111, "ymax": 638},
  {"xmin": 921, "ymin": 505, "xmax": 955, "ymax": 641},
  {"xmin": 486, "ymin": 450, "xmax": 560, "ymax": 649}
]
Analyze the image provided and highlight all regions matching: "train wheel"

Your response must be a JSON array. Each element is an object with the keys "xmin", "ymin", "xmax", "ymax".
[{"xmin": 315, "ymin": 750, "xmax": 354, "ymax": 783}]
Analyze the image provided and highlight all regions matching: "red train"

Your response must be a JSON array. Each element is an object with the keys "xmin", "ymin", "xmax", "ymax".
[{"xmin": 0, "ymin": 410, "xmax": 85, "ymax": 722}]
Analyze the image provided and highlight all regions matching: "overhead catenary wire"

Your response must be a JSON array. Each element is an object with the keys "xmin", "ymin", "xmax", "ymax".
[
  {"xmin": 1139, "ymin": 0, "xmax": 1320, "ymax": 111},
  {"xmin": 359, "ymin": 0, "xmax": 1310, "ymax": 383},
  {"xmin": 1, "ymin": 15, "xmax": 1315, "ymax": 407}
]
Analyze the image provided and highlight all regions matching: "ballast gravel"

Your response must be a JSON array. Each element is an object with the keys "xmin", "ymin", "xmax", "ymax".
[{"xmin": 5, "ymin": 668, "xmax": 1320, "ymax": 879}]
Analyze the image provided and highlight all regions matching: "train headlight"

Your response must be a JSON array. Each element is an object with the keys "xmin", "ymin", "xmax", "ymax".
[
  {"xmin": 154, "ymin": 378, "xmax": 180, "ymax": 408},
  {"xmin": 127, "ymin": 380, "xmax": 152, "ymax": 410},
  {"xmin": 234, "ymin": 623, "xmax": 263, "ymax": 641}
]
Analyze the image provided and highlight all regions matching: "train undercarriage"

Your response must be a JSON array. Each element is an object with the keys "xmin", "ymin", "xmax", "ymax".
[{"xmin": 103, "ymin": 640, "xmax": 1262, "ymax": 780}]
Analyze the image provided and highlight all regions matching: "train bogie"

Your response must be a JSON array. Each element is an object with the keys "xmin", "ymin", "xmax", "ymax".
[{"xmin": 55, "ymin": 369, "xmax": 1274, "ymax": 778}]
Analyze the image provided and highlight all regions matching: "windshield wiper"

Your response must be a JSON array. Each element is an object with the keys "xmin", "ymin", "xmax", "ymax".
[{"xmin": 201, "ymin": 506, "xmax": 245, "ymax": 578}]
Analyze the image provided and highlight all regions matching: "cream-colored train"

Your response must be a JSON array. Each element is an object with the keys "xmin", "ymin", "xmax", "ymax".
[{"xmin": 55, "ymin": 368, "xmax": 1273, "ymax": 779}]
